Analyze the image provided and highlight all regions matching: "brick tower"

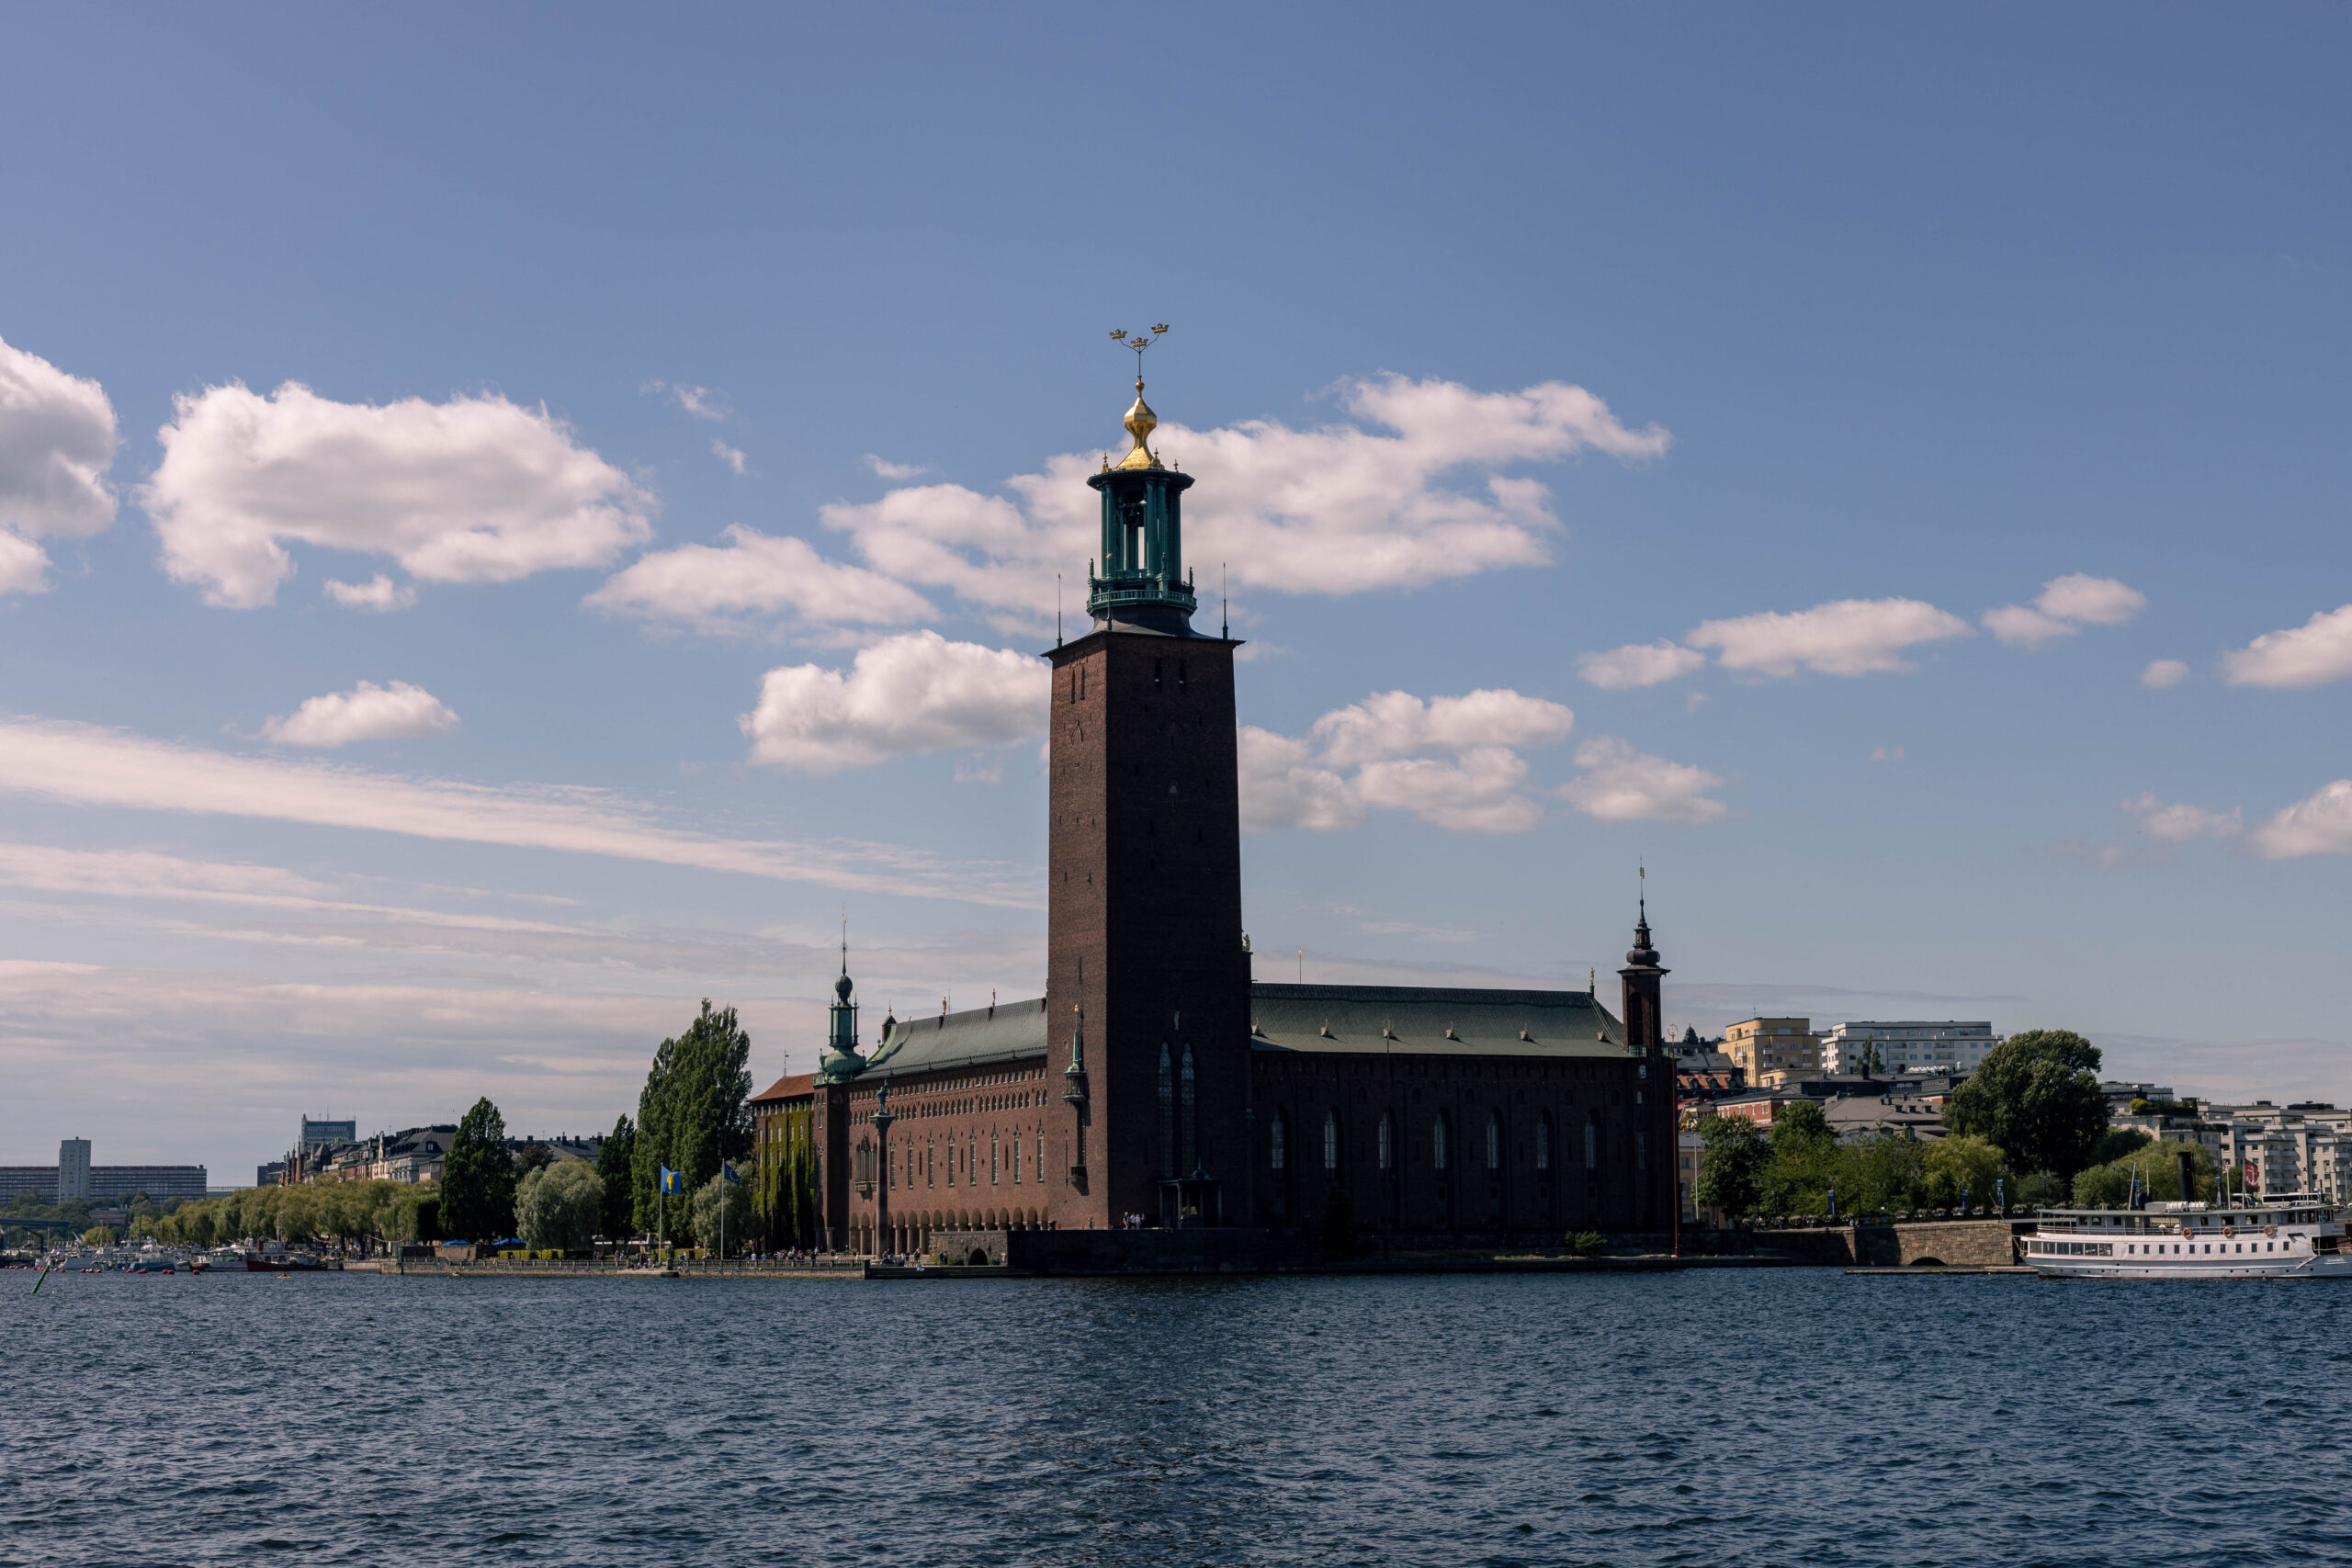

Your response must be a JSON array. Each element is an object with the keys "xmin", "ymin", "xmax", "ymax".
[
  {"xmin": 1617, "ymin": 881, "xmax": 1679, "ymax": 1232},
  {"xmin": 1042, "ymin": 361, "xmax": 1250, "ymax": 1231}
]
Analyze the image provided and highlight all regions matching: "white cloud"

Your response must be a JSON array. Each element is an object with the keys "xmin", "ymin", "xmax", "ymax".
[
  {"xmin": 1868, "ymin": 746, "xmax": 1904, "ymax": 762},
  {"xmin": 0, "ymin": 333, "xmax": 118, "ymax": 539},
  {"xmin": 1239, "ymin": 685, "xmax": 1577, "ymax": 833},
  {"xmin": 2222, "ymin": 604, "xmax": 2352, "ymax": 689},
  {"xmin": 1985, "ymin": 574, "xmax": 2146, "ymax": 649},
  {"xmin": 1982, "ymin": 604, "xmax": 2076, "ymax": 649},
  {"xmin": 1557, "ymin": 737, "xmax": 1727, "ymax": 824},
  {"xmin": 822, "ymin": 374, "xmax": 1668, "ymax": 628},
  {"xmin": 1355, "ymin": 748, "xmax": 1543, "ymax": 833},
  {"xmin": 322, "ymin": 573, "xmax": 416, "ymax": 612},
  {"xmin": 141, "ymin": 382, "xmax": 654, "ymax": 607},
  {"xmin": 0, "ymin": 531, "xmax": 49, "ymax": 595},
  {"xmin": 864, "ymin": 454, "xmax": 929, "ymax": 480},
  {"xmin": 262, "ymin": 680, "xmax": 460, "ymax": 748},
  {"xmin": 2249, "ymin": 780, "xmax": 2352, "ymax": 860},
  {"xmin": 1238, "ymin": 727, "xmax": 1364, "ymax": 832},
  {"xmin": 2121, "ymin": 793, "xmax": 2242, "ymax": 843},
  {"xmin": 642, "ymin": 380, "xmax": 727, "ymax": 421},
  {"xmin": 1311, "ymin": 688, "xmax": 1574, "ymax": 767},
  {"xmin": 1688, "ymin": 597, "xmax": 1972, "ymax": 678},
  {"xmin": 2141, "ymin": 659, "xmax": 2190, "ymax": 690},
  {"xmin": 712, "ymin": 440, "xmax": 747, "ymax": 475},
  {"xmin": 0, "ymin": 716, "xmax": 1034, "ymax": 905},
  {"xmin": 2036, "ymin": 573, "xmax": 2145, "ymax": 626},
  {"xmin": 1577, "ymin": 640, "xmax": 1706, "ymax": 690},
  {"xmin": 586, "ymin": 525, "xmax": 933, "ymax": 633},
  {"xmin": 739, "ymin": 630, "xmax": 1049, "ymax": 773},
  {"xmin": 0, "ymin": 333, "xmax": 119, "ymax": 592}
]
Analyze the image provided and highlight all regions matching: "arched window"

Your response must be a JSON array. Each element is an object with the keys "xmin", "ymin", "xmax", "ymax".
[
  {"xmin": 946, "ymin": 1134, "xmax": 956, "ymax": 1187},
  {"xmin": 1323, "ymin": 1109, "xmax": 1340, "ymax": 1172},
  {"xmin": 1536, "ymin": 1112, "xmax": 1552, "ymax": 1171},
  {"xmin": 1584, "ymin": 1112, "xmax": 1599, "ymax": 1171},
  {"xmin": 1486, "ymin": 1111, "xmax": 1501, "ymax": 1171},
  {"xmin": 1271, "ymin": 1111, "xmax": 1287, "ymax": 1171},
  {"xmin": 1378, "ymin": 1111, "xmax": 1394, "ymax": 1171},
  {"xmin": 991, "ymin": 1134, "xmax": 1001, "ymax": 1184},
  {"xmin": 1036, "ymin": 1129, "xmax": 1046, "ymax": 1179},
  {"xmin": 1433, "ymin": 1111, "xmax": 1450, "ymax": 1172}
]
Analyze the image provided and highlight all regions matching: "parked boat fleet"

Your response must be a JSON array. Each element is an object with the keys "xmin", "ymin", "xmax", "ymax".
[{"xmin": 1, "ymin": 1242, "xmax": 340, "ymax": 1274}]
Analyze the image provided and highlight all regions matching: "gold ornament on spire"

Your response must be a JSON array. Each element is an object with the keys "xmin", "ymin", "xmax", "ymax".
[{"xmin": 1107, "ymin": 324, "xmax": 1170, "ymax": 469}]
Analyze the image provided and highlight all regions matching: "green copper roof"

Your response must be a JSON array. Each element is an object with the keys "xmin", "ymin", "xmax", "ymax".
[{"xmin": 1247, "ymin": 982, "xmax": 1632, "ymax": 1058}]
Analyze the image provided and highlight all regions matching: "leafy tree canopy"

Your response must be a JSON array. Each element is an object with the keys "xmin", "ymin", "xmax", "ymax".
[
  {"xmin": 1692, "ymin": 1114, "xmax": 1768, "ymax": 1218},
  {"xmin": 633, "ymin": 1001, "xmax": 753, "ymax": 1234},
  {"xmin": 441, "ymin": 1098, "xmax": 519, "ymax": 1244},
  {"xmin": 596, "ymin": 1114, "xmax": 638, "ymax": 1240},
  {"xmin": 516, "ymin": 1160, "xmax": 605, "ymax": 1252},
  {"xmin": 1944, "ymin": 1028, "xmax": 2109, "ymax": 1179}
]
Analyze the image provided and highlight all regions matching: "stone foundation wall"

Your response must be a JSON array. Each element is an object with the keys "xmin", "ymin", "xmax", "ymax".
[{"xmin": 1759, "ymin": 1219, "xmax": 2022, "ymax": 1267}]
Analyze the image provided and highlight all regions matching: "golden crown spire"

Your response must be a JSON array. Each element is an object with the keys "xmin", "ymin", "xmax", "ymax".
[{"xmin": 1108, "ymin": 324, "xmax": 1169, "ymax": 469}]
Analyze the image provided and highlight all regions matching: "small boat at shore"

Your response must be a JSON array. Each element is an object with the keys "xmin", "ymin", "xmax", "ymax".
[
  {"xmin": 2026, "ymin": 1192, "xmax": 2348, "ymax": 1279},
  {"xmin": 244, "ymin": 1253, "xmax": 327, "ymax": 1272}
]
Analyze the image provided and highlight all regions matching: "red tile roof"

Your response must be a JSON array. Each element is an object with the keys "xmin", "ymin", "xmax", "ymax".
[{"xmin": 750, "ymin": 1071, "xmax": 815, "ymax": 1105}]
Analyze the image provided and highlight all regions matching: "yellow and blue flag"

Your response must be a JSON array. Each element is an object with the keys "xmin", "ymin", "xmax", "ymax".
[{"xmin": 660, "ymin": 1166, "xmax": 684, "ymax": 1194}]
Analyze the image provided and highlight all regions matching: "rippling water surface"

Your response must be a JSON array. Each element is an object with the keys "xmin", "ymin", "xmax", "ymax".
[{"xmin": 6, "ymin": 1267, "xmax": 2350, "ymax": 1565}]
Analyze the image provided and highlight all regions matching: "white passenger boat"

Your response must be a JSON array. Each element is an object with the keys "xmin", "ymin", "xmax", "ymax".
[{"xmin": 2024, "ymin": 1193, "xmax": 2349, "ymax": 1279}]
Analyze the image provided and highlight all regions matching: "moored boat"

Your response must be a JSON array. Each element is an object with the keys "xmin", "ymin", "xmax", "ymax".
[{"xmin": 2025, "ymin": 1192, "xmax": 2348, "ymax": 1279}]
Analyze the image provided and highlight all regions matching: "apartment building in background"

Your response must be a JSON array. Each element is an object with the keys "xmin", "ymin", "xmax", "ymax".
[
  {"xmin": 1724, "ymin": 1018, "xmax": 1821, "ymax": 1087},
  {"xmin": 1820, "ymin": 1021, "xmax": 1998, "ymax": 1076}
]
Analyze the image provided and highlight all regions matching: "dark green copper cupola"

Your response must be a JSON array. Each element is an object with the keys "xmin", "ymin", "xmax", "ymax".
[{"xmin": 1086, "ymin": 375, "xmax": 1199, "ymax": 633}]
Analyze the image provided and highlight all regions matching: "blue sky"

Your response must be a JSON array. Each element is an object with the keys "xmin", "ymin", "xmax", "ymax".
[{"xmin": 4, "ymin": 7, "xmax": 2348, "ymax": 1179}]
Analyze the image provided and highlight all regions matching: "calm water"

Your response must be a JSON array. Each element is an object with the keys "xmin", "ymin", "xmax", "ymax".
[{"xmin": 4, "ymin": 1266, "xmax": 2349, "ymax": 1566}]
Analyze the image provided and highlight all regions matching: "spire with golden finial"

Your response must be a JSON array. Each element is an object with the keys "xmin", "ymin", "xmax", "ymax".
[{"xmin": 1108, "ymin": 325, "xmax": 1169, "ymax": 469}]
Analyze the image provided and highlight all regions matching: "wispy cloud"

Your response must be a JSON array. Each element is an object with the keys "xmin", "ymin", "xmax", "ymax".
[
  {"xmin": 1689, "ymin": 597, "xmax": 1973, "ymax": 678},
  {"xmin": 864, "ymin": 454, "xmax": 928, "ymax": 480},
  {"xmin": 0, "ymin": 716, "xmax": 1036, "ymax": 906},
  {"xmin": 1984, "ymin": 573, "xmax": 2146, "ymax": 649},
  {"xmin": 712, "ymin": 439, "xmax": 747, "ymax": 475}
]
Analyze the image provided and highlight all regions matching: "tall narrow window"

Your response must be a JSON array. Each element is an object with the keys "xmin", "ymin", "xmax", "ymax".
[
  {"xmin": 991, "ymin": 1134, "xmax": 1001, "ymax": 1183},
  {"xmin": 1178, "ymin": 660, "xmax": 1188, "ymax": 693},
  {"xmin": 946, "ymin": 1134, "xmax": 956, "ymax": 1187},
  {"xmin": 1153, "ymin": 659, "xmax": 1163, "ymax": 692},
  {"xmin": 1271, "ymin": 1111, "xmax": 1286, "ymax": 1171},
  {"xmin": 1036, "ymin": 1129, "xmax": 1046, "ymax": 1179},
  {"xmin": 1487, "ymin": 1111, "xmax": 1501, "ymax": 1171},
  {"xmin": 1635, "ymin": 1132, "xmax": 1648, "ymax": 1172},
  {"xmin": 1324, "ymin": 1110, "xmax": 1340, "ymax": 1172},
  {"xmin": 1181, "ymin": 1043, "xmax": 1198, "ymax": 1172},
  {"xmin": 1157, "ymin": 1043, "xmax": 1175, "ymax": 1179},
  {"xmin": 1434, "ymin": 1112, "xmax": 1450, "ymax": 1172},
  {"xmin": 1378, "ymin": 1112, "xmax": 1394, "ymax": 1171},
  {"xmin": 1536, "ymin": 1113, "xmax": 1552, "ymax": 1172},
  {"xmin": 1585, "ymin": 1112, "xmax": 1599, "ymax": 1171}
]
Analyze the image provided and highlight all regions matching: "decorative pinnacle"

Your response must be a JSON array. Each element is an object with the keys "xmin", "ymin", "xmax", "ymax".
[{"xmin": 1108, "ymin": 324, "xmax": 1170, "ymax": 469}]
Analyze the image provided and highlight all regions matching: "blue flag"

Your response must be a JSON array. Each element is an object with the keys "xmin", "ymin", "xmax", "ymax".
[
  {"xmin": 719, "ymin": 1162, "xmax": 741, "ymax": 1185},
  {"xmin": 660, "ymin": 1166, "xmax": 683, "ymax": 1195}
]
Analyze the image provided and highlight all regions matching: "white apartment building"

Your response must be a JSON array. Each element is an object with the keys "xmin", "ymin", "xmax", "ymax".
[
  {"xmin": 2199, "ymin": 1103, "xmax": 2352, "ymax": 1203},
  {"xmin": 1819, "ymin": 1021, "xmax": 1998, "ymax": 1076}
]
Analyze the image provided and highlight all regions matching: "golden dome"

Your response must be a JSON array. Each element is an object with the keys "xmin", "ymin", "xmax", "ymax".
[{"xmin": 1116, "ymin": 378, "xmax": 1161, "ymax": 469}]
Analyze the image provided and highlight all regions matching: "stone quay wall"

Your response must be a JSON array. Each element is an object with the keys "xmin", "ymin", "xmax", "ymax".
[{"xmin": 1763, "ymin": 1219, "xmax": 2023, "ymax": 1267}]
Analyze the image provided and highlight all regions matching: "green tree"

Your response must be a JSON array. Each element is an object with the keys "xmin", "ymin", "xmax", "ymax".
[
  {"xmin": 2072, "ymin": 1137, "xmax": 2230, "ymax": 1207},
  {"xmin": 1837, "ymin": 1130, "xmax": 1928, "ymax": 1213},
  {"xmin": 632, "ymin": 1001, "xmax": 754, "ymax": 1234},
  {"xmin": 2089, "ymin": 1127, "xmax": 2152, "ymax": 1167},
  {"xmin": 1944, "ymin": 1029, "xmax": 2109, "ymax": 1179},
  {"xmin": 1758, "ymin": 1100, "xmax": 1838, "ymax": 1215},
  {"xmin": 516, "ymin": 1160, "xmax": 605, "ymax": 1252},
  {"xmin": 690, "ymin": 1170, "xmax": 752, "ymax": 1255},
  {"xmin": 1920, "ymin": 1134, "xmax": 2007, "ymax": 1210},
  {"xmin": 441, "ymin": 1098, "xmax": 519, "ymax": 1243},
  {"xmin": 1692, "ymin": 1114, "xmax": 1768, "ymax": 1219},
  {"xmin": 596, "ymin": 1114, "xmax": 637, "ymax": 1239}
]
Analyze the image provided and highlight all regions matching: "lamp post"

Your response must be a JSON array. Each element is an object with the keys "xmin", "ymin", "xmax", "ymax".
[{"xmin": 871, "ymin": 1078, "xmax": 895, "ymax": 1261}]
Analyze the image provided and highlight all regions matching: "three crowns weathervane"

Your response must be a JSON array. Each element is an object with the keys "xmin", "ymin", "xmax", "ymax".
[{"xmin": 1108, "ymin": 323, "xmax": 1170, "ymax": 380}]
